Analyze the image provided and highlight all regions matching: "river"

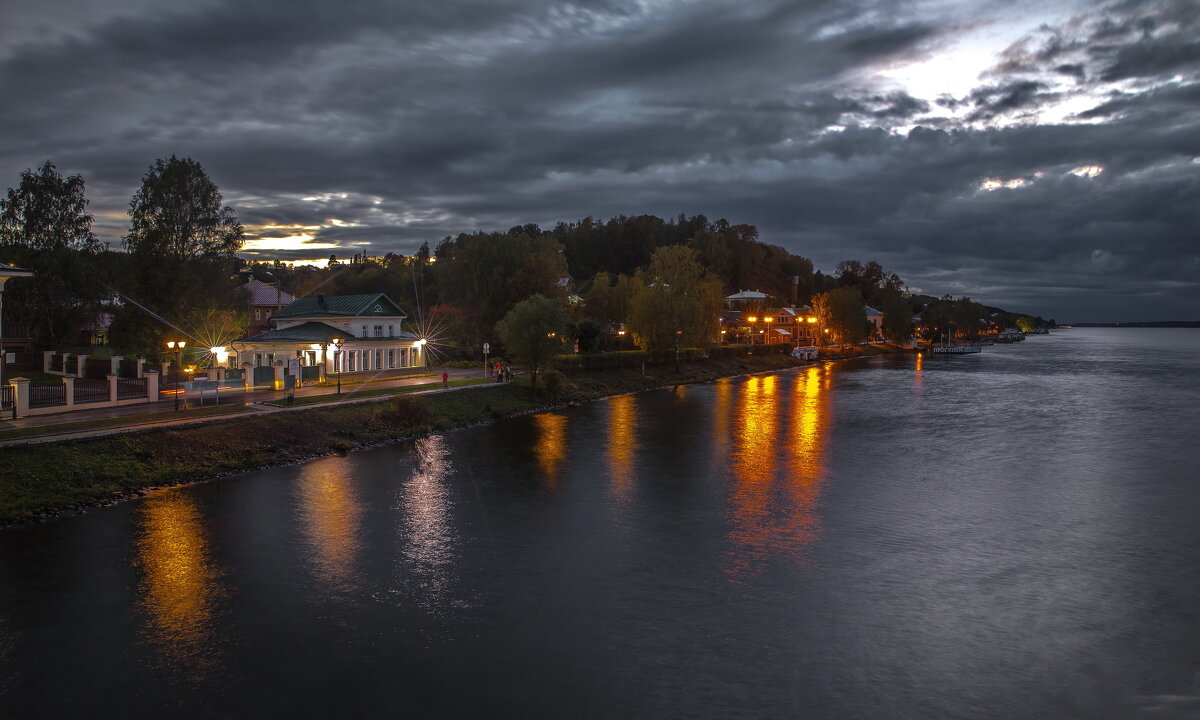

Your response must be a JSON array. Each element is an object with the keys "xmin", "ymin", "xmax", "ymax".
[{"xmin": 2, "ymin": 327, "xmax": 1199, "ymax": 718}]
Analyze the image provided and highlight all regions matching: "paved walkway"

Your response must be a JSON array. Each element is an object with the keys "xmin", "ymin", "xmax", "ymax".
[{"xmin": 0, "ymin": 366, "xmax": 504, "ymax": 448}]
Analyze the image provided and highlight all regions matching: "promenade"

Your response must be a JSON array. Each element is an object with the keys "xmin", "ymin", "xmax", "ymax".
[{"xmin": 0, "ymin": 366, "xmax": 492, "ymax": 447}]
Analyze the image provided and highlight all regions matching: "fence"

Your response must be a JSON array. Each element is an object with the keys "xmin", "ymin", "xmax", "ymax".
[
  {"xmin": 117, "ymin": 377, "xmax": 147, "ymax": 400},
  {"xmin": 85, "ymin": 357, "xmax": 111, "ymax": 380},
  {"xmin": 74, "ymin": 379, "xmax": 109, "ymax": 405},
  {"xmin": 225, "ymin": 368, "xmax": 244, "ymax": 381},
  {"xmin": 118, "ymin": 358, "xmax": 138, "ymax": 378},
  {"xmin": 29, "ymin": 382, "xmax": 66, "ymax": 408},
  {"xmin": 1, "ymin": 385, "xmax": 11, "ymax": 412},
  {"xmin": 48, "ymin": 354, "xmax": 64, "ymax": 373},
  {"xmin": 301, "ymin": 366, "xmax": 320, "ymax": 381}
]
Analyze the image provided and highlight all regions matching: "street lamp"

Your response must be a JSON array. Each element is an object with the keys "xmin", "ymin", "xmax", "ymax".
[
  {"xmin": 331, "ymin": 337, "xmax": 342, "ymax": 395},
  {"xmin": 166, "ymin": 340, "xmax": 186, "ymax": 411},
  {"xmin": 674, "ymin": 329, "xmax": 682, "ymax": 373}
]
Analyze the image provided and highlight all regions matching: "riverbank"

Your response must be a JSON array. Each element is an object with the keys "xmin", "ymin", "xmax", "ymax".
[{"xmin": 0, "ymin": 352, "xmax": 812, "ymax": 524}]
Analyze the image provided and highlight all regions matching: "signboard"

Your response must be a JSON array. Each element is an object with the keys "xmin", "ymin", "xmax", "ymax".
[
  {"xmin": 483, "ymin": 343, "xmax": 490, "ymax": 353},
  {"xmin": 288, "ymin": 358, "xmax": 300, "ymax": 377}
]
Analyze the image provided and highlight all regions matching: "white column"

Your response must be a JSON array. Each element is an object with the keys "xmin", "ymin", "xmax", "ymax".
[
  {"xmin": 272, "ymin": 360, "xmax": 285, "ymax": 390},
  {"xmin": 11, "ymin": 377, "xmax": 29, "ymax": 418},
  {"xmin": 106, "ymin": 374, "xmax": 118, "ymax": 403},
  {"xmin": 63, "ymin": 375, "xmax": 75, "ymax": 408},
  {"xmin": 43, "ymin": 351, "xmax": 53, "ymax": 373},
  {"xmin": 110, "ymin": 355, "xmax": 122, "ymax": 376},
  {"xmin": 242, "ymin": 362, "xmax": 254, "ymax": 391},
  {"xmin": 136, "ymin": 357, "xmax": 146, "ymax": 378},
  {"xmin": 144, "ymin": 370, "xmax": 159, "ymax": 400},
  {"xmin": 76, "ymin": 354, "xmax": 88, "ymax": 377}
]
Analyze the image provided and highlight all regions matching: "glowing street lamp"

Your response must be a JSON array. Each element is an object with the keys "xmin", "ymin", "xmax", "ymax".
[
  {"xmin": 331, "ymin": 337, "xmax": 342, "ymax": 395},
  {"xmin": 166, "ymin": 340, "xmax": 187, "ymax": 411}
]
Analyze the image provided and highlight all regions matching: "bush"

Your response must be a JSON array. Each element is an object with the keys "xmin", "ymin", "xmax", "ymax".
[
  {"xmin": 378, "ymin": 394, "xmax": 434, "ymax": 429},
  {"xmin": 542, "ymin": 370, "xmax": 563, "ymax": 398}
]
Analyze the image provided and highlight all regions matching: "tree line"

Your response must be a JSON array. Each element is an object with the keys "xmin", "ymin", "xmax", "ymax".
[{"xmin": 1, "ymin": 158, "xmax": 1052, "ymax": 362}]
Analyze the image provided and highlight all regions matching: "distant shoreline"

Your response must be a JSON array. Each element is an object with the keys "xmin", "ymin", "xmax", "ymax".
[{"xmin": 1066, "ymin": 322, "xmax": 1200, "ymax": 328}]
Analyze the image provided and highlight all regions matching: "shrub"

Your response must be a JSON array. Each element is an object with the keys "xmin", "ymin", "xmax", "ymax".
[
  {"xmin": 378, "ymin": 394, "xmax": 434, "ymax": 429},
  {"xmin": 542, "ymin": 370, "xmax": 563, "ymax": 398}
]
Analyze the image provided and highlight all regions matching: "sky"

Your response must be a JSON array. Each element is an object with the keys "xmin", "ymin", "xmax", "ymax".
[{"xmin": 1, "ymin": 0, "xmax": 1198, "ymax": 322}]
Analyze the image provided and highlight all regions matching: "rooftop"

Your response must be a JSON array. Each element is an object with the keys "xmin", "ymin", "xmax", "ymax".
[
  {"xmin": 240, "ymin": 321, "xmax": 418, "ymax": 343},
  {"xmin": 274, "ymin": 293, "xmax": 406, "ymax": 319},
  {"xmin": 244, "ymin": 278, "xmax": 295, "ymax": 307}
]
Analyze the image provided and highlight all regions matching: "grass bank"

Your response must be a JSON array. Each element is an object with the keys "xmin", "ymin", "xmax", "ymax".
[{"xmin": 0, "ymin": 352, "xmax": 806, "ymax": 524}]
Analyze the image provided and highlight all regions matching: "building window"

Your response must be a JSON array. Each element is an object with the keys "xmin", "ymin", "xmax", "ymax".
[
  {"xmin": 388, "ymin": 349, "xmax": 394, "ymax": 368},
  {"xmin": 375, "ymin": 349, "xmax": 382, "ymax": 369},
  {"xmin": 388, "ymin": 325, "xmax": 393, "ymax": 337},
  {"xmin": 361, "ymin": 325, "xmax": 367, "ymax": 338},
  {"xmin": 348, "ymin": 352, "xmax": 356, "ymax": 372},
  {"xmin": 374, "ymin": 325, "xmax": 383, "ymax": 337}
]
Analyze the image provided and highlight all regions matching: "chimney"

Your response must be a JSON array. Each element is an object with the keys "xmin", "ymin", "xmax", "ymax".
[
  {"xmin": 317, "ymin": 294, "xmax": 326, "ymax": 309},
  {"xmin": 790, "ymin": 276, "xmax": 799, "ymax": 307}
]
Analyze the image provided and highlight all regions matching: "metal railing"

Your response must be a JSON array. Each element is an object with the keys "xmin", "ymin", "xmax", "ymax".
[
  {"xmin": 74, "ymin": 379, "xmax": 109, "ymax": 404},
  {"xmin": 30, "ymin": 383, "xmax": 66, "ymax": 408},
  {"xmin": 117, "ymin": 377, "xmax": 147, "ymax": 400},
  {"xmin": 1, "ymin": 385, "xmax": 12, "ymax": 412}
]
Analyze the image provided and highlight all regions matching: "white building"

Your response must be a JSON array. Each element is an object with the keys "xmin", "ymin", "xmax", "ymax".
[
  {"xmin": 233, "ymin": 293, "xmax": 425, "ymax": 377},
  {"xmin": 864, "ymin": 305, "xmax": 884, "ymax": 340}
]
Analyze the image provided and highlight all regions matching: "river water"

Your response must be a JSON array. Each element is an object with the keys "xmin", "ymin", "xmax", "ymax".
[{"xmin": 2, "ymin": 327, "xmax": 1199, "ymax": 718}]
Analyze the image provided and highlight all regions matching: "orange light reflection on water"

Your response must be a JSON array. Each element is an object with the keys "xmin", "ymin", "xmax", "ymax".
[
  {"xmin": 606, "ymin": 394, "xmax": 638, "ymax": 501},
  {"xmin": 534, "ymin": 413, "xmax": 568, "ymax": 488},
  {"xmin": 135, "ymin": 491, "xmax": 224, "ymax": 677},
  {"xmin": 724, "ymin": 367, "xmax": 831, "ymax": 581},
  {"xmin": 296, "ymin": 455, "xmax": 362, "ymax": 595}
]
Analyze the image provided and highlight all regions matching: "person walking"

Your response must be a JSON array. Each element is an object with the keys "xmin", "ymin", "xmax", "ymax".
[{"xmin": 441, "ymin": 371, "xmax": 449, "ymax": 388}]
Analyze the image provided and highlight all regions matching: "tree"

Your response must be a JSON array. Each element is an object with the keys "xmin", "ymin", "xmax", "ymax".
[
  {"xmin": 0, "ymin": 161, "xmax": 105, "ymax": 345},
  {"xmin": 880, "ymin": 292, "xmax": 914, "ymax": 345},
  {"xmin": 627, "ymin": 246, "xmax": 723, "ymax": 355},
  {"xmin": 112, "ymin": 157, "xmax": 245, "ymax": 354},
  {"xmin": 495, "ymin": 295, "xmax": 565, "ymax": 398},
  {"xmin": 813, "ymin": 286, "xmax": 866, "ymax": 346},
  {"xmin": 1015, "ymin": 316, "xmax": 1036, "ymax": 333},
  {"xmin": 124, "ymin": 156, "xmax": 243, "ymax": 258}
]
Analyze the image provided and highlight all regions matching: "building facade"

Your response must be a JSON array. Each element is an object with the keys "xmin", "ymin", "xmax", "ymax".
[{"xmin": 233, "ymin": 293, "xmax": 425, "ymax": 376}]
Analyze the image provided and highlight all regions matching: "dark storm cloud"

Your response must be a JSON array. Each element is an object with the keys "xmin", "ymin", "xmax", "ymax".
[{"xmin": 1, "ymin": 0, "xmax": 1198, "ymax": 322}]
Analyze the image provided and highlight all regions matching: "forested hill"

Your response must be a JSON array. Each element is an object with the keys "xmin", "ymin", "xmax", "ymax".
[{"xmin": 550, "ymin": 214, "xmax": 818, "ymax": 302}]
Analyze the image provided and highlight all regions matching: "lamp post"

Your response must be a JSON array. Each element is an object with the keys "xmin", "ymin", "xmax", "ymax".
[
  {"xmin": 331, "ymin": 337, "xmax": 342, "ymax": 395},
  {"xmin": 674, "ymin": 329, "xmax": 682, "ymax": 373},
  {"xmin": 166, "ymin": 340, "xmax": 186, "ymax": 411}
]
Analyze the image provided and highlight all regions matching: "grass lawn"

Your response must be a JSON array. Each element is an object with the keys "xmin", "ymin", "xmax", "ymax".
[
  {"xmin": 263, "ymin": 377, "xmax": 492, "ymax": 407},
  {"xmin": 0, "ymin": 404, "xmax": 253, "ymax": 441}
]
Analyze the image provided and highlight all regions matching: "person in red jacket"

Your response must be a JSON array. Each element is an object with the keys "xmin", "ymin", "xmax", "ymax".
[{"xmin": 441, "ymin": 371, "xmax": 448, "ymax": 388}]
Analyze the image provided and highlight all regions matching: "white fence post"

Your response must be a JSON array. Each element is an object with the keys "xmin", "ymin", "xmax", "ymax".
[
  {"xmin": 62, "ymin": 376, "xmax": 75, "ymax": 409},
  {"xmin": 144, "ymin": 370, "xmax": 159, "ymax": 401},
  {"xmin": 11, "ymin": 377, "xmax": 29, "ymax": 418},
  {"xmin": 107, "ymin": 374, "xmax": 118, "ymax": 403}
]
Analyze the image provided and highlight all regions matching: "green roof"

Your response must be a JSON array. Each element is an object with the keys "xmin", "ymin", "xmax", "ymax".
[
  {"xmin": 240, "ymin": 321, "xmax": 420, "ymax": 343},
  {"xmin": 240, "ymin": 322, "xmax": 349, "ymax": 343},
  {"xmin": 273, "ymin": 293, "xmax": 407, "ymax": 319}
]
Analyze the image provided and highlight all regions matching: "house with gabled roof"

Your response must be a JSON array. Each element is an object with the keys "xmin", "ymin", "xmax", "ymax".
[
  {"xmin": 243, "ymin": 278, "xmax": 296, "ymax": 336},
  {"xmin": 233, "ymin": 293, "xmax": 425, "ymax": 379}
]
